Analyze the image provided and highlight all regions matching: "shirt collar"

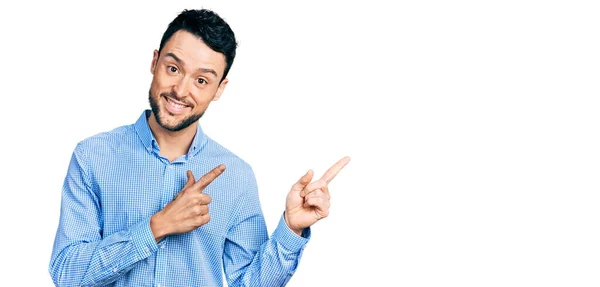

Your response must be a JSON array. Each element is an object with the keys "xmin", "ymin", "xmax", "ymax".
[{"xmin": 134, "ymin": 110, "xmax": 206, "ymax": 157}]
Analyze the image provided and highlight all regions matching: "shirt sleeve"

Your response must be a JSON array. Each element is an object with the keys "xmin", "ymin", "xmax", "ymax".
[
  {"xmin": 223, "ymin": 169, "xmax": 311, "ymax": 287},
  {"xmin": 49, "ymin": 143, "xmax": 158, "ymax": 287}
]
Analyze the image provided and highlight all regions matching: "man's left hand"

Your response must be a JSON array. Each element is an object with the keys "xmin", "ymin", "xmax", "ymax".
[{"xmin": 284, "ymin": 156, "xmax": 351, "ymax": 236}]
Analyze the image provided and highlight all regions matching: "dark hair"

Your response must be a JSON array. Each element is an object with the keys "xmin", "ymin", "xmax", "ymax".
[{"xmin": 158, "ymin": 9, "xmax": 237, "ymax": 82}]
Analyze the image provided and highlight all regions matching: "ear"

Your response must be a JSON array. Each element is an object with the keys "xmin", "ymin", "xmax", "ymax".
[
  {"xmin": 213, "ymin": 78, "xmax": 229, "ymax": 101},
  {"xmin": 150, "ymin": 50, "xmax": 159, "ymax": 75}
]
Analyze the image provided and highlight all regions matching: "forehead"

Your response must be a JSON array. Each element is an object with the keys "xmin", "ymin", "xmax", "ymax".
[{"xmin": 160, "ymin": 30, "xmax": 226, "ymax": 75}]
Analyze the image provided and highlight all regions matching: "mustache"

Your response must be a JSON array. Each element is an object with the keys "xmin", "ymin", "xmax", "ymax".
[{"xmin": 161, "ymin": 92, "xmax": 191, "ymax": 106}]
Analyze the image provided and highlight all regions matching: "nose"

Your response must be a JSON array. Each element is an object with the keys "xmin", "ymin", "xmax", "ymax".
[{"xmin": 173, "ymin": 77, "xmax": 191, "ymax": 99}]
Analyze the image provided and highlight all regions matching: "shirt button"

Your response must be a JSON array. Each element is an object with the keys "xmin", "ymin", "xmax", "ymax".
[
  {"xmin": 113, "ymin": 268, "xmax": 118, "ymax": 273},
  {"xmin": 160, "ymin": 245, "xmax": 165, "ymax": 249},
  {"xmin": 145, "ymin": 247, "xmax": 150, "ymax": 253},
  {"xmin": 158, "ymin": 284, "xmax": 161, "ymax": 287}
]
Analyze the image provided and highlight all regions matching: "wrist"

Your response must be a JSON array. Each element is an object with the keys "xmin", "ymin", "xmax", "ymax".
[
  {"xmin": 284, "ymin": 211, "xmax": 303, "ymax": 236},
  {"xmin": 150, "ymin": 212, "xmax": 169, "ymax": 242}
]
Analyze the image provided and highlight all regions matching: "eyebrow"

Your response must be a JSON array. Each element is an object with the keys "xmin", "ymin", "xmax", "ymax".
[{"xmin": 165, "ymin": 52, "xmax": 218, "ymax": 78}]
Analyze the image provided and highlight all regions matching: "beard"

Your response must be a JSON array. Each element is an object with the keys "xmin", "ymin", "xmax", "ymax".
[{"xmin": 148, "ymin": 89, "xmax": 204, "ymax": 132}]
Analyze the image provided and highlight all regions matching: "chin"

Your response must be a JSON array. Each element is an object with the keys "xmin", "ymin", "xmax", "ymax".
[
  {"xmin": 149, "ymin": 91, "xmax": 203, "ymax": 132},
  {"xmin": 156, "ymin": 107, "xmax": 203, "ymax": 132}
]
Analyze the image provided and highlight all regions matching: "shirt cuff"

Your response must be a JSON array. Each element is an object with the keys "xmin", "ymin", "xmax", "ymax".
[
  {"xmin": 130, "ymin": 217, "xmax": 159, "ymax": 259},
  {"xmin": 271, "ymin": 213, "xmax": 311, "ymax": 252}
]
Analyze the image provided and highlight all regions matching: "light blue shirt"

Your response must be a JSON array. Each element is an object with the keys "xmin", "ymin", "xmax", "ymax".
[{"xmin": 50, "ymin": 110, "xmax": 310, "ymax": 287}]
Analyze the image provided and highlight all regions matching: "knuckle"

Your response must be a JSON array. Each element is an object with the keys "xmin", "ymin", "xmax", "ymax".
[
  {"xmin": 198, "ymin": 178, "xmax": 208, "ymax": 187},
  {"xmin": 195, "ymin": 214, "xmax": 209, "ymax": 225},
  {"xmin": 308, "ymin": 190, "xmax": 323, "ymax": 199},
  {"xmin": 192, "ymin": 206, "xmax": 202, "ymax": 215}
]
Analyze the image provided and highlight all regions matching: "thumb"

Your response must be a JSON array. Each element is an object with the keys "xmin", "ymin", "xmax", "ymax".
[
  {"xmin": 173, "ymin": 171, "xmax": 195, "ymax": 201},
  {"xmin": 184, "ymin": 170, "xmax": 195, "ymax": 190},
  {"xmin": 292, "ymin": 169, "xmax": 314, "ymax": 191}
]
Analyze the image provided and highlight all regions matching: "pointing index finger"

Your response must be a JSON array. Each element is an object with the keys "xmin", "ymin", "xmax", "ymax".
[
  {"xmin": 193, "ymin": 164, "xmax": 226, "ymax": 191},
  {"xmin": 320, "ymin": 156, "xmax": 351, "ymax": 183}
]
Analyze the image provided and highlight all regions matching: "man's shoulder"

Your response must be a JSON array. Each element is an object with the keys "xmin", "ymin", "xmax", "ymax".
[
  {"xmin": 202, "ymin": 136, "xmax": 254, "ymax": 175},
  {"xmin": 74, "ymin": 124, "xmax": 136, "ymax": 155}
]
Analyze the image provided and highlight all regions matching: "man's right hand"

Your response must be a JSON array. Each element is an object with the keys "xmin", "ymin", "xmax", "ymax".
[{"xmin": 150, "ymin": 164, "xmax": 225, "ymax": 242}]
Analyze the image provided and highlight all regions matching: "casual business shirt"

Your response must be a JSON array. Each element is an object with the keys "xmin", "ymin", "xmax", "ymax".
[{"xmin": 49, "ymin": 110, "xmax": 310, "ymax": 287}]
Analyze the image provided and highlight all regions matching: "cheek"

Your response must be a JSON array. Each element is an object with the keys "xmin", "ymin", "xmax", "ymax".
[
  {"xmin": 150, "ymin": 77, "xmax": 162, "ymax": 93},
  {"xmin": 150, "ymin": 77, "xmax": 173, "ymax": 98},
  {"xmin": 189, "ymin": 87, "xmax": 216, "ymax": 105},
  {"xmin": 195, "ymin": 90, "xmax": 220, "ymax": 106},
  {"xmin": 152, "ymin": 72, "xmax": 175, "ymax": 89}
]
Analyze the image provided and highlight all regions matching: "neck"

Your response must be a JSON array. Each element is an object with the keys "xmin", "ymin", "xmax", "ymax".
[{"xmin": 147, "ymin": 112, "xmax": 197, "ymax": 162}]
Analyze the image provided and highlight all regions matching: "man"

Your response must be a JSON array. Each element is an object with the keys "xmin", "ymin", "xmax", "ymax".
[{"xmin": 49, "ymin": 8, "xmax": 350, "ymax": 287}]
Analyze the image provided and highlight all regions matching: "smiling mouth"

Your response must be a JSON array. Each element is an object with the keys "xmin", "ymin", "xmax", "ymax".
[{"xmin": 164, "ymin": 96, "xmax": 191, "ymax": 114}]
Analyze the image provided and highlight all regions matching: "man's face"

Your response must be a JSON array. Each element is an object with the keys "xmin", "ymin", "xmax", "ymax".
[{"xmin": 149, "ymin": 30, "xmax": 228, "ymax": 132}]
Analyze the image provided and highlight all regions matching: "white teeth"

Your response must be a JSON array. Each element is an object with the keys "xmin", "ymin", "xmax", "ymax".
[{"xmin": 167, "ymin": 97, "xmax": 186, "ymax": 108}]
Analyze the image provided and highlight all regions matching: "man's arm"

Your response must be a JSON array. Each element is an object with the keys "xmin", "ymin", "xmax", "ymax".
[
  {"xmin": 49, "ymin": 143, "xmax": 158, "ymax": 287},
  {"xmin": 223, "ymin": 157, "xmax": 350, "ymax": 287},
  {"xmin": 223, "ymin": 171, "xmax": 310, "ymax": 287}
]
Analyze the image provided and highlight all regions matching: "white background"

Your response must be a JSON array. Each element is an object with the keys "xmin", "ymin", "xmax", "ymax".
[{"xmin": 0, "ymin": 0, "xmax": 599, "ymax": 286}]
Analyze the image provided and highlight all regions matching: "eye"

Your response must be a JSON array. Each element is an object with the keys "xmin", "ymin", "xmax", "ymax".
[
  {"xmin": 167, "ymin": 66, "xmax": 178, "ymax": 73},
  {"xmin": 197, "ymin": 78, "xmax": 207, "ymax": 85}
]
